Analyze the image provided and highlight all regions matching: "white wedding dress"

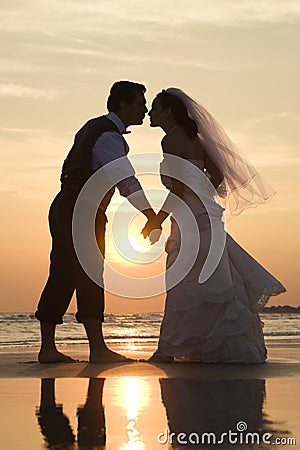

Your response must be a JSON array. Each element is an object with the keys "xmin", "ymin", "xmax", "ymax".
[{"xmin": 156, "ymin": 158, "xmax": 286, "ymax": 363}]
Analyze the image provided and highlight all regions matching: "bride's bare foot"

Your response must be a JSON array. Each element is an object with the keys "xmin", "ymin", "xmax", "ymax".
[
  {"xmin": 89, "ymin": 348, "xmax": 133, "ymax": 363},
  {"xmin": 38, "ymin": 349, "xmax": 76, "ymax": 364}
]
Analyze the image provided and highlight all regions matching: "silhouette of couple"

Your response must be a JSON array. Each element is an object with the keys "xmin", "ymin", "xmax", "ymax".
[{"xmin": 35, "ymin": 81, "xmax": 285, "ymax": 364}]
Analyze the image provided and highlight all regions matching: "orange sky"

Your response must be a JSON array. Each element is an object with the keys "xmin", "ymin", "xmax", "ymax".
[{"xmin": 1, "ymin": 1, "xmax": 299, "ymax": 312}]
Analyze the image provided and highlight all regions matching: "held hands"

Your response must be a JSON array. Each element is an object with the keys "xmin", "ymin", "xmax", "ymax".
[{"xmin": 141, "ymin": 216, "xmax": 162, "ymax": 245}]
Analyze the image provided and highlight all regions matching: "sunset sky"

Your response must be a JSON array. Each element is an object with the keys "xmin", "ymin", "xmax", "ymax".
[{"xmin": 1, "ymin": 0, "xmax": 299, "ymax": 312}]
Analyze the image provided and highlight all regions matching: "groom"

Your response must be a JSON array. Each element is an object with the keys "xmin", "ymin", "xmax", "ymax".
[{"xmin": 35, "ymin": 81, "xmax": 157, "ymax": 363}]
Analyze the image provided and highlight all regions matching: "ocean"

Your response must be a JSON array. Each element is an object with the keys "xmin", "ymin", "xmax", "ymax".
[{"xmin": 0, "ymin": 312, "xmax": 300, "ymax": 349}]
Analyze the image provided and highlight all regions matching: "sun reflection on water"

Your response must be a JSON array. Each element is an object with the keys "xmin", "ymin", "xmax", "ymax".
[{"xmin": 119, "ymin": 377, "xmax": 149, "ymax": 450}]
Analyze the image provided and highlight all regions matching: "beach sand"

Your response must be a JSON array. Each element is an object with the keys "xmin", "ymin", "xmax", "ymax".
[{"xmin": 0, "ymin": 342, "xmax": 299, "ymax": 449}]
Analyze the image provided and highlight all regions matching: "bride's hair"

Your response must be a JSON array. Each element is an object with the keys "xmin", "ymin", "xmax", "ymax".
[{"xmin": 156, "ymin": 90, "xmax": 198, "ymax": 139}]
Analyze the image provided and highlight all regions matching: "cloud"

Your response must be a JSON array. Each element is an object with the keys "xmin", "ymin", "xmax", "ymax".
[
  {"xmin": 0, "ymin": 59, "xmax": 47, "ymax": 74},
  {"xmin": 2, "ymin": 1, "xmax": 300, "ymax": 38},
  {"xmin": 45, "ymin": 0, "xmax": 300, "ymax": 27},
  {"xmin": 0, "ymin": 127, "xmax": 46, "ymax": 133},
  {"xmin": 30, "ymin": 163, "xmax": 61, "ymax": 171},
  {"xmin": 0, "ymin": 83, "xmax": 62, "ymax": 99},
  {"xmin": 38, "ymin": 0, "xmax": 300, "ymax": 27},
  {"xmin": 228, "ymin": 129, "xmax": 300, "ymax": 168},
  {"xmin": 1, "ymin": 0, "xmax": 298, "ymax": 81},
  {"xmin": 245, "ymin": 112, "xmax": 293, "ymax": 127}
]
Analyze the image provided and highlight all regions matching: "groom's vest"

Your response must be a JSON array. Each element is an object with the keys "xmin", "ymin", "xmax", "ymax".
[{"xmin": 60, "ymin": 115, "xmax": 127, "ymax": 210}]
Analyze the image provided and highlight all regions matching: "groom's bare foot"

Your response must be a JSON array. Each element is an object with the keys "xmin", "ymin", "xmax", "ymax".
[
  {"xmin": 38, "ymin": 349, "xmax": 76, "ymax": 364},
  {"xmin": 89, "ymin": 348, "xmax": 133, "ymax": 363}
]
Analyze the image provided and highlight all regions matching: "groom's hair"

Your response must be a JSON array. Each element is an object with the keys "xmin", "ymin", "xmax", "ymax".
[{"xmin": 107, "ymin": 81, "xmax": 146, "ymax": 112}]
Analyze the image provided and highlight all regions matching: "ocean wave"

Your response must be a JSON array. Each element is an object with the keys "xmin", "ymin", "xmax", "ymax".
[
  {"xmin": 0, "ymin": 312, "xmax": 299, "ymax": 348},
  {"xmin": 264, "ymin": 332, "xmax": 300, "ymax": 336}
]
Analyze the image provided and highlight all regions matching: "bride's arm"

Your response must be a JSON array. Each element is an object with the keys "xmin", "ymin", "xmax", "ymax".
[
  {"xmin": 204, "ymin": 153, "xmax": 223, "ymax": 189},
  {"xmin": 157, "ymin": 136, "xmax": 183, "ymax": 225},
  {"xmin": 141, "ymin": 137, "xmax": 181, "ymax": 238}
]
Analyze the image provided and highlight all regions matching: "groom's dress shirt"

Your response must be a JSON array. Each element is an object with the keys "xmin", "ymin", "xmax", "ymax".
[{"xmin": 92, "ymin": 112, "xmax": 151, "ymax": 212}]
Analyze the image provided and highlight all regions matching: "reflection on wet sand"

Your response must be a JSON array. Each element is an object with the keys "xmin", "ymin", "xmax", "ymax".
[
  {"xmin": 36, "ymin": 378, "xmax": 106, "ymax": 450},
  {"xmin": 35, "ymin": 376, "xmax": 293, "ymax": 450},
  {"xmin": 159, "ymin": 378, "xmax": 290, "ymax": 449},
  {"xmin": 122, "ymin": 377, "xmax": 149, "ymax": 448},
  {"xmin": 77, "ymin": 378, "xmax": 106, "ymax": 449},
  {"xmin": 36, "ymin": 378, "xmax": 75, "ymax": 449}
]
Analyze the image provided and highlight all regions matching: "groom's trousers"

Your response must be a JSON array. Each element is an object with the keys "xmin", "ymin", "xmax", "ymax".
[{"xmin": 35, "ymin": 189, "xmax": 106, "ymax": 324}]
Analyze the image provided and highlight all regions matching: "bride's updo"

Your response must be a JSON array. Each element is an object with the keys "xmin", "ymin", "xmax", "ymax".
[{"xmin": 156, "ymin": 90, "xmax": 198, "ymax": 139}]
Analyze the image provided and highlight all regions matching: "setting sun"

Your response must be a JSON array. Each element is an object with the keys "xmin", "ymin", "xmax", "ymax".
[{"xmin": 129, "ymin": 235, "xmax": 152, "ymax": 254}]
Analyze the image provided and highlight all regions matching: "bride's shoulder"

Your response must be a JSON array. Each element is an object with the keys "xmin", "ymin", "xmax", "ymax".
[
  {"xmin": 162, "ymin": 134, "xmax": 179, "ymax": 154},
  {"xmin": 161, "ymin": 127, "xmax": 188, "ymax": 154}
]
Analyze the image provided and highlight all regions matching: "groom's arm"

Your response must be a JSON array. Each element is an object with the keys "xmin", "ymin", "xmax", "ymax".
[{"xmin": 92, "ymin": 131, "xmax": 156, "ymax": 218}]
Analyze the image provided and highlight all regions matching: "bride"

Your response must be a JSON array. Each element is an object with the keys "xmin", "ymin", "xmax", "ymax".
[{"xmin": 142, "ymin": 88, "xmax": 286, "ymax": 363}]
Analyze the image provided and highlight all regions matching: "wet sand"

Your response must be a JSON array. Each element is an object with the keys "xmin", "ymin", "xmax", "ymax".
[
  {"xmin": 0, "ymin": 343, "xmax": 299, "ymax": 449},
  {"xmin": 0, "ymin": 341, "xmax": 300, "ymax": 378}
]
